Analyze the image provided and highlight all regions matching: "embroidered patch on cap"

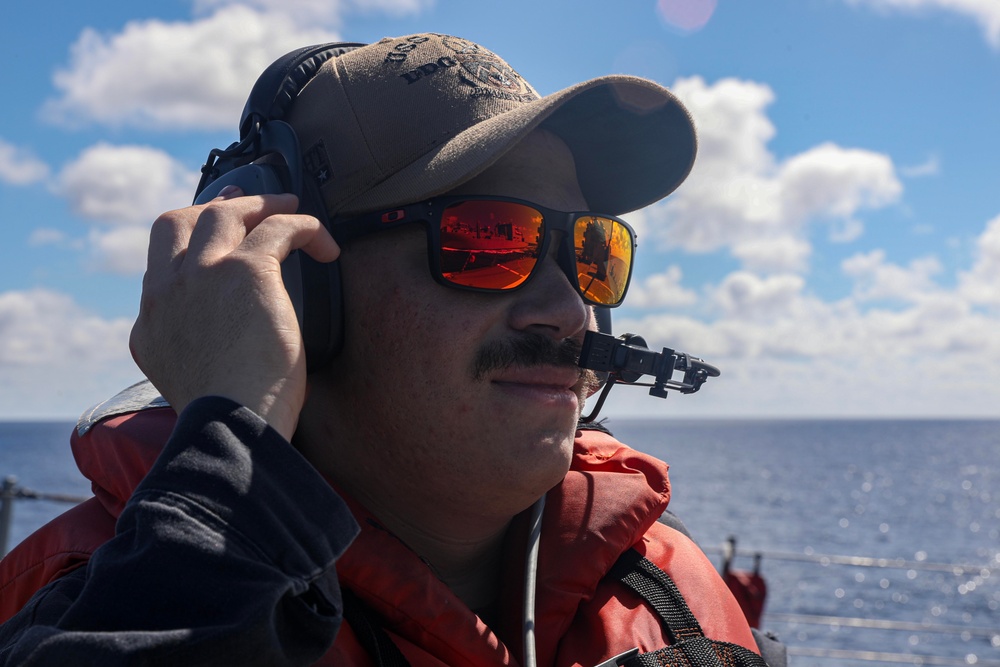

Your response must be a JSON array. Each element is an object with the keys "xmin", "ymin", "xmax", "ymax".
[
  {"xmin": 304, "ymin": 141, "xmax": 332, "ymax": 185},
  {"xmin": 441, "ymin": 36, "xmax": 537, "ymax": 102}
]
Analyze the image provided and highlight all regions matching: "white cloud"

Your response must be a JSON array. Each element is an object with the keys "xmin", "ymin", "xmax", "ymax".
[
  {"xmin": 43, "ymin": 0, "xmax": 440, "ymax": 130},
  {"xmin": 828, "ymin": 217, "xmax": 866, "ymax": 243},
  {"xmin": 958, "ymin": 213, "xmax": 1000, "ymax": 305},
  {"xmin": 57, "ymin": 143, "xmax": 199, "ymax": 226},
  {"xmin": 900, "ymin": 155, "xmax": 941, "ymax": 178},
  {"xmin": 611, "ymin": 275, "xmax": 1000, "ymax": 417},
  {"xmin": 54, "ymin": 143, "xmax": 198, "ymax": 274},
  {"xmin": 732, "ymin": 236, "xmax": 812, "ymax": 273},
  {"xmin": 0, "ymin": 138, "xmax": 50, "ymax": 186},
  {"xmin": 87, "ymin": 227, "xmax": 155, "ymax": 275},
  {"xmin": 842, "ymin": 249, "xmax": 944, "ymax": 302},
  {"xmin": 44, "ymin": 5, "xmax": 342, "ymax": 131},
  {"xmin": 710, "ymin": 271, "xmax": 806, "ymax": 320},
  {"xmin": 777, "ymin": 142, "xmax": 901, "ymax": 233},
  {"xmin": 0, "ymin": 289, "xmax": 130, "ymax": 366},
  {"xmin": 646, "ymin": 76, "xmax": 902, "ymax": 272},
  {"xmin": 625, "ymin": 265, "xmax": 699, "ymax": 309},
  {"xmin": 0, "ymin": 289, "xmax": 140, "ymax": 418},
  {"xmin": 845, "ymin": 0, "xmax": 1000, "ymax": 49},
  {"xmin": 607, "ymin": 211, "xmax": 1000, "ymax": 417}
]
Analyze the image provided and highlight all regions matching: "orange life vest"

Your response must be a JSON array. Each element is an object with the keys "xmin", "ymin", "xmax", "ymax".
[{"xmin": 0, "ymin": 385, "xmax": 759, "ymax": 665}]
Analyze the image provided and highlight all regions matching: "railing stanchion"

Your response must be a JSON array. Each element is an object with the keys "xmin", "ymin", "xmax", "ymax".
[{"xmin": 0, "ymin": 476, "xmax": 18, "ymax": 558}]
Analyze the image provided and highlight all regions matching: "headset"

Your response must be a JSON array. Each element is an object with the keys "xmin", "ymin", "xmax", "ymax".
[{"xmin": 193, "ymin": 42, "xmax": 365, "ymax": 371}]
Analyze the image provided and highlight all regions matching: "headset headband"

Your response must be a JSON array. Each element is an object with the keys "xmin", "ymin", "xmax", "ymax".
[{"xmin": 239, "ymin": 42, "xmax": 366, "ymax": 139}]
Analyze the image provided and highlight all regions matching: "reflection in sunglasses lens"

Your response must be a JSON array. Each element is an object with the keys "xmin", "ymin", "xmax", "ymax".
[
  {"xmin": 440, "ymin": 201, "xmax": 544, "ymax": 290},
  {"xmin": 575, "ymin": 217, "xmax": 632, "ymax": 305},
  {"xmin": 436, "ymin": 201, "xmax": 633, "ymax": 306}
]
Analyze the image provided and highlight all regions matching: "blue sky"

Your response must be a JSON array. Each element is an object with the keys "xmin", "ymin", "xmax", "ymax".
[{"xmin": 1, "ymin": 0, "xmax": 998, "ymax": 419}]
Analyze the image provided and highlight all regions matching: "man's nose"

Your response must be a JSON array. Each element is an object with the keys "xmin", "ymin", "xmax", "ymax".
[{"xmin": 506, "ymin": 238, "xmax": 589, "ymax": 340}]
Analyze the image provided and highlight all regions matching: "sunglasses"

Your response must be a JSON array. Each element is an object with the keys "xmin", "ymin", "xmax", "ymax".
[{"xmin": 332, "ymin": 195, "xmax": 637, "ymax": 307}]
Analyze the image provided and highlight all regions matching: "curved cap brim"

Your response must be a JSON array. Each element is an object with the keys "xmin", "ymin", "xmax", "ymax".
[{"xmin": 339, "ymin": 74, "xmax": 697, "ymax": 217}]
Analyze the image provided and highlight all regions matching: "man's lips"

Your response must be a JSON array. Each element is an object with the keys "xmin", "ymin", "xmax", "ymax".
[
  {"xmin": 489, "ymin": 366, "xmax": 587, "ymax": 405},
  {"xmin": 490, "ymin": 365, "xmax": 582, "ymax": 390}
]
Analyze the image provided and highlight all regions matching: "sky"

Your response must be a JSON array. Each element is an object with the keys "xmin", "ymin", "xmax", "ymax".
[{"xmin": 1, "ymin": 0, "xmax": 998, "ymax": 420}]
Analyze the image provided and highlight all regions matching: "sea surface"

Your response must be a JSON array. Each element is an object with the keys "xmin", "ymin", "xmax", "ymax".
[{"xmin": 1, "ymin": 418, "xmax": 998, "ymax": 666}]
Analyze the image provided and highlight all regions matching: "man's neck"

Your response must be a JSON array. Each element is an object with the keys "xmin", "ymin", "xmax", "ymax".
[
  {"xmin": 344, "ymin": 483, "xmax": 512, "ymax": 610},
  {"xmin": 293, "ymin": 383, "xmax": 549, "ymax": 611},
  {"xmin": 400, "ymin": 520, "xmax": 509, "ymax": 611}
]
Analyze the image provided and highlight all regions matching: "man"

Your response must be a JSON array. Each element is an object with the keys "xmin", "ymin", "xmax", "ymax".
[{"xmin": 0, "ymin": 34, "xmax": 781, "ymax": 665}]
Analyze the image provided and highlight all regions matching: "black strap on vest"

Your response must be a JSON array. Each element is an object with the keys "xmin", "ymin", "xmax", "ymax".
[
  {"xmin": 339, "ymin": 550, "xmax": 768, "ymax": 667},
  {"xmin": 611, "ymin": 548, "xmax": 771, "ymax": 667},
  {"xmin": 341, "ymin": 588, "xmax": 412, "ymax": 667}
]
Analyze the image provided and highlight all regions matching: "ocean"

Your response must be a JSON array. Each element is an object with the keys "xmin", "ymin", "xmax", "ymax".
[{"xmin": 1, "ymin": 418, "xmax": 998, "ymax": 666}]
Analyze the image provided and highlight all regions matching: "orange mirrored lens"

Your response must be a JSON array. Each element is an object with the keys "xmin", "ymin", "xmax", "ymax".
[
  {"xmin": 574, "ymin": 216, "xmax": 633, "ymax": 305},
  {"xmin": 439, "ymin": 201, "xmax": 543, "ymax": 290}
]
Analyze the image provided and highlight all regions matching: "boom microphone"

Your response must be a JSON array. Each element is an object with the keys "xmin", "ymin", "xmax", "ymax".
[{"xmin": 577, "ymin": 331, "xmax": 720, "ymax": 422}]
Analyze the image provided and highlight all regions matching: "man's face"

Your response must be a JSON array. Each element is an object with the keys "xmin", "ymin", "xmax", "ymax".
[{"xmin": 303, "ymin": 129, "xmax": 598, "ymax": 521}]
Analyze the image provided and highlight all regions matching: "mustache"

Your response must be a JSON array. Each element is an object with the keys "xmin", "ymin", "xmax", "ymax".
[{"xmin": 473, "ymin": 334, "xmax": 586, "ymax": 381}]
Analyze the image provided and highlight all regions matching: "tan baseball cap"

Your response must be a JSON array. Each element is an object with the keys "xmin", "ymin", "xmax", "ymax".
[{"xmin": 285, "ymin": 33, "xmax": 697, "ymax": 219}]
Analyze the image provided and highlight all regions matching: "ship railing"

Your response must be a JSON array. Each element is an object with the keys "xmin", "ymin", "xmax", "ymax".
[
  {"xmin": 703, "ymin": 542, "xmax": 1000, "ymax": 666},
  {"xmin": 702, "ymin": 543, "xmax": 995, "ymax": 576},
  {"xmin": 0, "ymin": 475, "xmax": 90, "ymax": 558}
]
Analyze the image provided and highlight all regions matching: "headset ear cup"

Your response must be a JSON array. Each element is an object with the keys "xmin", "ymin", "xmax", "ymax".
[
  {"xmin": 297, "ymin": 253, "xmax": 344, "ymax": 371},
  {"xmin": 196, "ymin": 41, "xmax": 365, "ymax": 370},
  {"xmin": 294, "ymin": 170, "xmax": 345, "ymax": 369}
]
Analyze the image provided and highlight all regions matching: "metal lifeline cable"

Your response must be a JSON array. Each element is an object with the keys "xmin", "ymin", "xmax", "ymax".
[
  {"xmin": 711, "ymin": 543, "xmax": 1000, "ymax": 666},
  {"xmin": 522, "ymin": 493, "xmax": 544, "ymax": 667},
  {"xmin": 766, "ymin": 612, "xmax": 1000, "ymax": 638},
  {"xmin": 700, "ymin": 545, "xmax": 996, "ymax": 575},
  {"xmin": 784, "ymin": 646, "xmax": 1000, "ymax": 667}
]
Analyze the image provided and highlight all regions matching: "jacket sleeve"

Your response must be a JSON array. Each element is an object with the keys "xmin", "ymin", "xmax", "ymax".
[{"xmin": 0, "ymin": 396, "xmax": 360, "ymax": 667}]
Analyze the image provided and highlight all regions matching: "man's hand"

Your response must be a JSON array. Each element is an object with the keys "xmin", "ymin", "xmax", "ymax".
[{"xmin": 129, "ymin": 186, "xmax": 340, "ymax": 441}]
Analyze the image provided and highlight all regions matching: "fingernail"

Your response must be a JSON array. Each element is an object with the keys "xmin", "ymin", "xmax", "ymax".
[{"xmin": 217, "ymin": 184, "xmax": 242, "ymax": 199}]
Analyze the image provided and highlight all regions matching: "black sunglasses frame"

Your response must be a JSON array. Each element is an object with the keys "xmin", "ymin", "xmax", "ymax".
[{"xmin": 331, "ymin": 195, "xmax": 637, "ymax": 307}]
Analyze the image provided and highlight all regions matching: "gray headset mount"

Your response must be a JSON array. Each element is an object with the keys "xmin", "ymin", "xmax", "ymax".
[
  {"xmin": 578, "ymin": 331, "xmax": 721, "ymax": 423},
  {"xmin": 193, "ymin": 119, "xmax": 302, "ymax": 204}
]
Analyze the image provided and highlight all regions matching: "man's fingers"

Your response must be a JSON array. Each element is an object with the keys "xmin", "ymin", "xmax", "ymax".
[
  {"xmin": 239, "ymin": 212, "xmax": 341, "ymax": 265},
  {"xmin": 144, "ymin": 185, "xmax": 246, "ymax": 273},
  {"xmin": 145, "ymin": 206, "xmax": 201, "ymax": 275},
  {"xmin": 185, "ymin": 192, "xmax": 301, "ymax": 267}
]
